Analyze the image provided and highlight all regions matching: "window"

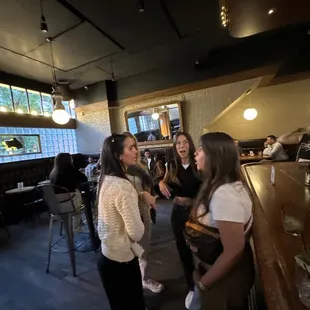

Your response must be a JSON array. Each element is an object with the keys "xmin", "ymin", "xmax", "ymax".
[
  {"xmin": 11, "ymin": 86, "xmax": 29, "ymax": 114},
  {"xmin": 27, "ymin": 90, "xmax": 43, "ymax": 115},
  {"xmin": 128, "ymin": 117, "xmax": 138, "ymax": 134},
  {"xmin": 41, "ymin": 93, "xmax": 53, "ymax": 117},
  {"xmin": 0, "ymin": 127, "xmax": 78, "ymax": 164},
  {"xmin": 0, "ymin": 84, "xmax": 13, "ymax": 112},
  {"xmin": 139, "ymin": 115, "xmax": 159, "ymax": 131}
]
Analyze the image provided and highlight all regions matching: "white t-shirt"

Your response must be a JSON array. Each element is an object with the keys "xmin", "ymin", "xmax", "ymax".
[
  {"xmin": 147, "ymin": 158, "xmax": 151, "ymax": 169},
  {"xmin": 197, "ymin": 181, "xmax": 253, "ymax": 234}
]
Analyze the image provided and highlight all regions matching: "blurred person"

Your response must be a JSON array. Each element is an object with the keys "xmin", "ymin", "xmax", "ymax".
[{"xmin": 159, "ymin": 132, "xmax": 201, "ymax": 309}]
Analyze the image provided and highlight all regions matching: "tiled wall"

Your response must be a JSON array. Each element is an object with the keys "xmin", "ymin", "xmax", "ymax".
[
  {"xmin": 207, "ymin": 79, "xmax": 310, "ymax": 139},
  {"xmin": 75, "ymin": 101, "xmax": 111, "ymax": 154},
  {"xmin": 0, "ymin": 127, "xmax": 77, "ymax": 164}
]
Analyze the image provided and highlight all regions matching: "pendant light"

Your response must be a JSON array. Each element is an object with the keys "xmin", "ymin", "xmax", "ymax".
[
  {"xmin": 47, "ymin": 37, "xmax": 70, "ymax": 125},
  {"xmin": 243, "ymin": 92, "xmax": 257, "ymax": 121}
]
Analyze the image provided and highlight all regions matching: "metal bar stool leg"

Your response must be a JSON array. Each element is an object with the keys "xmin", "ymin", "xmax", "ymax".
[
  {"xmin": 59, "ymin": 220, "xmax": 63, "ymax": 236},
  {"xmin": 46, "ymin": 216, "xmax": 54, "ymax": 273},
  {"xmin": 62, "ymin": 215, "xmax": 76, "ymax": 277}
]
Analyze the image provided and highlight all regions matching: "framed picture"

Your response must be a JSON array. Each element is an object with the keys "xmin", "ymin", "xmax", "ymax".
[{"xmin": 0, "ymin": 134, "xmax": 41, "ymax": 157}]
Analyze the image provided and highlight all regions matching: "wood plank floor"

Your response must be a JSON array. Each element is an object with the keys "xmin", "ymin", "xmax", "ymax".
[{"xmin": 0, "ymin": 200, "xmax": 187, "ymax": 310}]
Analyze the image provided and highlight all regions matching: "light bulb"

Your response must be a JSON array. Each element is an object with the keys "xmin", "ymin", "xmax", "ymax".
[
  {"xmin": 52, "ymin": 109, "xmax": 70, "ymax": 125},
  {"xmin": 152, "ymin": 112, "xmax": 159, "ymax": 120},
  {"xmin": 243, "ymin": 108, "xmax": 257, "ymax": 121},
  {"xmin": 0, "ymin": 106, "xmax": 7, "ymax": 112}
]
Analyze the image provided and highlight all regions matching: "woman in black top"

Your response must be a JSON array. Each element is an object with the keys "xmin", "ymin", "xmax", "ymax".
[
  {"xmin": 50, "ymin": 153, "xmax": 87, "ymax": 231},
  {"xmin": 50, "ymin": 153, "xmax": 87, "ymax": 192},
  {"xmin": 159, "ymin": 132, "xmax": 201, "ymax": 309}
]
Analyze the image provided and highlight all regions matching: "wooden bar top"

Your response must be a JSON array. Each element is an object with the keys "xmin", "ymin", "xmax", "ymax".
[{"xmin": 242, "ymin": 162, "xmax": 310, "ymax": 310}]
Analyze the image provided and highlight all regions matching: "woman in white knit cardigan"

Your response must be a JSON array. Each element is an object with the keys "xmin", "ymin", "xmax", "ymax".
[{"xmin": 97, "ymin": 133, "xmax": 146, "ymax": 310}]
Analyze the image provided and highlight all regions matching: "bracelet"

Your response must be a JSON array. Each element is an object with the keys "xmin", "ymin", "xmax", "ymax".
[{"xmin": 197, "ymin": 281, "xmax": 207, "ymax": 291}]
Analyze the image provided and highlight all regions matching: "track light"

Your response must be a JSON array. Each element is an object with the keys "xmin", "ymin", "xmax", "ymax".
[
  {"xmin": 40, "ymin": 15, "xmax": 48, "ymax": 33},
  {"xmin": 138, "ymin": 0, "xmax": 144, "ymax": 12},
  {"xmin": 40, "ymin": 0, "xmax": 48, "ymax": 33}
]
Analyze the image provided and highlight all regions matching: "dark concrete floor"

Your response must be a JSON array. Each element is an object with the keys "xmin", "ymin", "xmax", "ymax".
[
  {"xmin": 0, "ymin": 200, "xmax": 266, "ymax": 310},
  {"xmin": 0, "ymin": 200, "xmax": 187, "ymax": 310}
]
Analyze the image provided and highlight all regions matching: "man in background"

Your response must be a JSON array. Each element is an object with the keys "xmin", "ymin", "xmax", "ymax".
[
  {"xmin": 263, "ymin": 135, "xmax": 289, "ymax": 161},
  {"xmin": 144, "ymin": 149, "xmax": 155, "ymax": 172}
]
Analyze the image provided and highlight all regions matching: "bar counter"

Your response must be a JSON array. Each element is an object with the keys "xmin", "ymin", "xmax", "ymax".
[{"xmin": 242, "ymin": 162, "xmax": 310, "ymax": 310}]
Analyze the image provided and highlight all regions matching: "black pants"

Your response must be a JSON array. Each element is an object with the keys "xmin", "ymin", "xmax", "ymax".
[
  {"xmin": 171, "ymin": 204, "xmax": 195, "ymax": 291},
  {"xmin": 97, "ymin": 252, "xmax": 145, "ymax": 310}
]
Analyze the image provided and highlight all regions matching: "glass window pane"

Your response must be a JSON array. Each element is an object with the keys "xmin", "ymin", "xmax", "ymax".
[
  {"xmin": 69, "ymin": 100, "xmax": 76, "ymax": 119},
  {"xmin": 62, "ymin": 101, "xmax": 71, "ymax": 118},
  {"xmin": 11, "ymin": 86, "xmax": 28, "ymax": 114},
  {"xmin": 41, "ymin": 93, "xmax": 53, "ymax": 117},
  {"xmin": 27, "ymin": 90, "xmax": 42, "ymax": 115},
  {"xmin": 0, "ymin": 84, "xmax": 13, "ymax": 112}
]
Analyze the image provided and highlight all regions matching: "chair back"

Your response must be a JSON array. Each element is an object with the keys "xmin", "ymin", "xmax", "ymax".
[{"xmin": 37, "ymin": 184, "xmax": 76, "ymax": 215}]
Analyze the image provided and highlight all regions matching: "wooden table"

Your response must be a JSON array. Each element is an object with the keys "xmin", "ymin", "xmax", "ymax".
[
  {"xmin": 242, "ymin": 162, "xmax": 310, "ymax": 310},
  {"xmin": 240, "ymin": 155, "xmax": 271, "ymax": 163}
]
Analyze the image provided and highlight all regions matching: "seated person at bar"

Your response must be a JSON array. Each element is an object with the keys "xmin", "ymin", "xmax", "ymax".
[
  {"xmin": 263, "ymin": 135, "xmax": 289, "ymax": 161},
  {"xmin": 278, "ymin": 126, "xmax": 310, "ymax": 162},
  {"xmin": 234, "ymin": 139, "xmax": 245, "ymax": 156},
  {"xmin": 50, "ymin": 153, "xmax": 87, "ymax": 231},
  {"xmin": 85, "ymin": 156, "xmax": 100, "ymax": 175},
  {"xmin": 86, "ymin": 156, "xmax": 97, "ymax": 169}
]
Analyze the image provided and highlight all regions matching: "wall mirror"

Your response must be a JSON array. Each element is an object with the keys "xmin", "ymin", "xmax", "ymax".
[
  {"xmin": 125, "ymin": 102, "xmax": 183, "ymax": 145},
  {"xmin": 0, "ymin": 134, "xmax": 41, "ymax": 157}
]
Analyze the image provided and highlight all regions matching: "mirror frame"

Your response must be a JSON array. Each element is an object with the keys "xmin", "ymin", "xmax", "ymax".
[{"xmin": 124, "ymin": 101, "xmax": 183, "ymax": 146}]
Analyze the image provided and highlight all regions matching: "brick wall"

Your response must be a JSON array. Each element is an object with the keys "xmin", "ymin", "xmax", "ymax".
[
  {"xmin": 207, "ymin": 79, "xmax": 310, "ymax": 139},
  {"xmin": 109, "ymin": 78, "xmax": 261, "ymax": 144},
  {"xmin": 75, "ymin": 101, "xmax": 111, "ymax": 154}
]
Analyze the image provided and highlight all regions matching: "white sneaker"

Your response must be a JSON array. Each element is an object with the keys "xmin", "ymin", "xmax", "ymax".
[
  {"xmin": 142, "ymin": 279, "xmax": 164, "ymax": 293},
  {"xmin": 185, "ymin": 290, "xmax": 194, "ymax": 309}
]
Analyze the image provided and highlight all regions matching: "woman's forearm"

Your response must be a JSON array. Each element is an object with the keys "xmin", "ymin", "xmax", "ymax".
[{"xmin": 200, "ymin": 250, "xmax": 243, "ymax": 288}]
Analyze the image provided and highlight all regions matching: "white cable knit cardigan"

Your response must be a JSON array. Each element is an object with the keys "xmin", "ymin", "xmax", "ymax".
[{"xmin": 97, "ymin": 175, "xmax": 145, "ymax": 262}]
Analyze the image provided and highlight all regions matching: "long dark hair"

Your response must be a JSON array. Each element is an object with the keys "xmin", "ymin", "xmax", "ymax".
[
  {"xmin": 49, "ymin": 152, "xmax": 72, "ymax": 181},
  {"xmin": 191, "ymin": 132, "xmax": 242, "ymax": 221},
  {"xmin": 98, "ymin": 134, "xmax": 128, "ymax": 192},
  {"xmin": 169, "ymin": 131, "xmax": 198, "ymax": 185}
]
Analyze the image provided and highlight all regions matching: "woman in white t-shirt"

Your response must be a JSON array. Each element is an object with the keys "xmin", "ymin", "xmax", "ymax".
[{"xmin": 186, "ymin": 132, "xmax": 255, "ymax": 310}]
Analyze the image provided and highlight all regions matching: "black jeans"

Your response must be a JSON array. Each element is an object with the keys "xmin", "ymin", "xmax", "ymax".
[
  {"xmin": 171, "ymin": 204, "xmax": 195, "ymax": 291},
  {"xmin": 97, "ymin": 252, "xmax": 145, "ymax": 310}
]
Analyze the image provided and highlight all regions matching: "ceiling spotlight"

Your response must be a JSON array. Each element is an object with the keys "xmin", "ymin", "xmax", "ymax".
[
  {"xmin": 268, "ymin": 8, "xmax": 276, "ymax": 15},
  {"xmin": 138, "ymin": 0, "xmax": 144, "ymax": 12},
  {"xmin": 84, "ymin": 86, "xmax": 88, "ymax": 90},
  {"xmin": 40, "ymin": 0, "xmax": 48, "ymax": 33},
  {"xmin": 40, "ymin": 15, "xmax": 48, "ymax": 33}
]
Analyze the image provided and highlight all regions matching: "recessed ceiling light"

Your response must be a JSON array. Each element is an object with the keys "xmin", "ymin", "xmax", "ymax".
[{"xmin": 268, "ymin": 8, "xmax": 276, "ymax": 15}]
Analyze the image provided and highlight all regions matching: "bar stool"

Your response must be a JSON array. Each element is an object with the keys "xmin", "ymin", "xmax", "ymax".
[{"xmin": 37, "ymin": 184, "xmax": 91, "ymax": 277}]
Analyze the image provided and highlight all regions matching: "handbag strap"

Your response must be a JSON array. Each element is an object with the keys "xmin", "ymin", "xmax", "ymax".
[{"xmin": 185, "ymin": 221, "xmax": 220, "ymax": 240}]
